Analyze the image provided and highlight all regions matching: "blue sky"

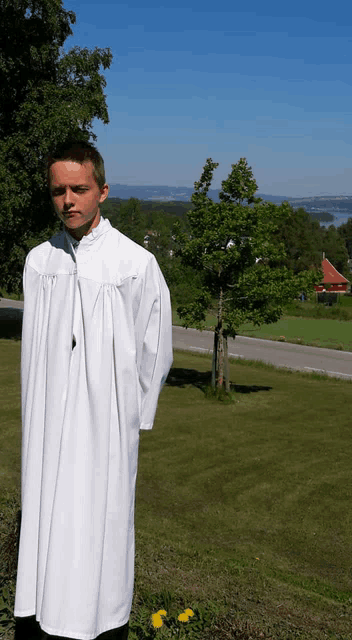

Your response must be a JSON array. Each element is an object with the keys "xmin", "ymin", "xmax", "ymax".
[{"xmin": 66, "ymin": 0, "xmax": 352, "ymax": 197}]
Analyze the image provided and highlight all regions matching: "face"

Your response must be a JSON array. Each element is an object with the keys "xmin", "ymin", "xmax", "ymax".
[{"xmin": 49, "ymin": 160, "xmax": 109, "ymax": 240}]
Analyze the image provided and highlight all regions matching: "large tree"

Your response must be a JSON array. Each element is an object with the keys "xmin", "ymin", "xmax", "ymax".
[
  {"xmin": 174, "ymin": 158, "xmax": 319, "ymax": 390},
  {"xmin": 273, "ymin": 207, "xmax": 349, "ymax": 278},
  {"xmin": 338, "ymin": 218, "xmax": 352, "ymax": 259},
  {"xmin": 321, "ymin": 224, "xmax": 349, "ymax": 275},
  {"xmin": 273, "ymin": 207, "xmax": 322, "ymax": 273},
  {"xmin": 117, "ymin": 198, "xmax": 146, "ymax": 247},
  {"xmin": 0, "ymin": 0, "xmax": 112, "ymax": 294}
]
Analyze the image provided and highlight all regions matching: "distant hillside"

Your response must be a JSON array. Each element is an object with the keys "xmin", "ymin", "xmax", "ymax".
[
  {"xmin": 108, "ymin": 183, "xmax": 352, "ymax": 209},
  {"xmin": 289, "ymin": 196, "xmax": 352, "ymax": 213},
  {"xmin": 108, "ymin": 184, "xmax": 218, "ymax": 202},
  {"xmin": 102, "ymin": 197, "xmax": 193, "ymax": 217},
  {"xmin": 107, "ymin": 184, "xmax": 340, "ymax": 222},
  {"xmin": 108, "ymin": 183, "xmax": 295, "ymax": 203}
]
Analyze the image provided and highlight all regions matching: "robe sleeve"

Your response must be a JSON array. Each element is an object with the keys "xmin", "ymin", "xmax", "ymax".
[{"xmin": 134, "ymin": 254, "xmax": 173, "ymax": 430}]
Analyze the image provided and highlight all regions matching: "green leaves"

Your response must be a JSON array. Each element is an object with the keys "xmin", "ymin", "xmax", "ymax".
[
  {"xmin": 176, "ymin": 157, "xmax": 320, "ymax": 334},
  {"xmin": 219, "ymin": 157, "xmax": 260, "ymax": 205},
  {"xmin": 338, "ymin": 218, "xmax": 352, "ymax": 259},
  {"xmin": 177, "ymin": 290, "xmax": 212, "ymax": 331},
  {"xmin": 0, "ymin": 583, "xmax": 15, "ymax": 631},
  {"xmin": 193, "ymin": 158, "xmax": 219, "ymax": 198},
  {"xmin": 321, "ymin": 225, "xmax": 348, "ymax": 275},
  {"xmin": 175, "ymin": 157, "xmax": 320, "ymax": 388},
  {"xmin": 0, "ymin": 0, "xmax": 112, "ymax": 293},
  {"xmin": 118, "ymin": 198, "xmax": 146, "ymax": 247},
  {"xmin": 0, "ymin": 0, "xmax": 75, "ymax": 137}
]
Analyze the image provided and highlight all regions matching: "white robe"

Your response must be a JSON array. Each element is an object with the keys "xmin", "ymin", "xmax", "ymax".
[{"xmin": 14, "ymin": 217, "xmax": 173, "ymax": 639}]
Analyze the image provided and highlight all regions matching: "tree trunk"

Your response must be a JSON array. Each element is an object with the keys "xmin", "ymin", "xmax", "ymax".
[
  {"xmin": 217, "ymin": 287, "xmax": 224, "ymax": 388},
  {"xmin": 212, "ymin": 287, "xmax": 230, "ymax": 391},
  {"xmin": 211, "ymin": 327, "xmax": 218, "ymax": 388},
  {"xmin": 224, "ymin": 333, "xmax": 230, "ymax": 392}
]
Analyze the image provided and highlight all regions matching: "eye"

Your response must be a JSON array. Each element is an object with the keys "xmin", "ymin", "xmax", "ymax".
[
  {"xmin": 51, "ymin": 188, "xmax": 65, "ymax": 197},
  {"xmin": 73, "ymin": 187, "xmax": 88, "ymax": 193}
]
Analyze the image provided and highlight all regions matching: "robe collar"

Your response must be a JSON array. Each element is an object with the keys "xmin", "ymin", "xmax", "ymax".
[{"xmin": 64, "ymin": 215, "xmax": 111, "ymax": 258}]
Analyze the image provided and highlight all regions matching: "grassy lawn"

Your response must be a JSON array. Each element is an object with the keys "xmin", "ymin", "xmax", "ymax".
[
  {"xmin": 239, "ymin": 316, "xmax": 352, "ymax": 350},
  {"xmin": 134, "ymin": 351, "xmax": 352, "ymax": 638},
  {"xmin": 0, "ymin": 291, "xmax": 23, "ymax": 302},
  {"xmin": 0, "ymin": 340, "xmax": 21, "ymax": 496},
  {"xmin": 1, "ymin": 341, "xmax": 352, "ymax": 638}
]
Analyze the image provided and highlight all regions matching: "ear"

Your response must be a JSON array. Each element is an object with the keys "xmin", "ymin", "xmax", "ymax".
[{"xmin": 99, "ymin": 183, "xmax": 109, "ymax": 203}]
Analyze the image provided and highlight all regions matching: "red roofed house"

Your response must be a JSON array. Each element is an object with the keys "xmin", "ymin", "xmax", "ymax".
[{"xmin": 314, "ymin": 254, "xmax": 349, "ymax": 293}]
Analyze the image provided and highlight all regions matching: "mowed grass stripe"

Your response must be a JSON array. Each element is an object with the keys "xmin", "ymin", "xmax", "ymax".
[
  {"xmin": 135, "ymin": 350, "xmax": 352, "ymax": 636},
  {"xmin": 138, "ymin": 352, "xmax": 352, "ymax": 596},
  {"xmin": 1, "ymin": 341, "xmax": 352, "ymax": 637}
]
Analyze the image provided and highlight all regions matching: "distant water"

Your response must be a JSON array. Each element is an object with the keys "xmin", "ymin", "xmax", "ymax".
[{"xmin": 318, "ymin": 210, "xmax": 352, "ymax": 227}]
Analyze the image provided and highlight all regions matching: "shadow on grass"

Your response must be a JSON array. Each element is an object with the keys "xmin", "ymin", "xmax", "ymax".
[
  {"xmin": 166, "ymin": 367, "xmax": 272, "ymax": 395},
  {"xmin": 0, "ymin": 309, "xmax": 23, "ymax": 340}
]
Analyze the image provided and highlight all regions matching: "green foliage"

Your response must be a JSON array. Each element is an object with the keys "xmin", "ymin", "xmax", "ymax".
[
  {"xmin": 219, "ymin": 156, "xmax": 260, "ymax": 205},
  {"xmin": 117, "ymin": 198, "xmax": 146, "ymax": 246},
  {"xmin": 129, "ymin": 598, "xmax": 214, "ymax": 640},
  {"xmin": 0, "ymin": 490, "xmax": 21, "ymax": 637},
  {"xmin": 101, "ymin": 198, "xmax": 202, "ymax": 311},
  {"xmin": 321, "ymin": 224, "xmax": 349, "ymax": 274},
  {"xmin": 273, "ymin": 207, "xmax": 322, "ymax": 273},
  {"xmin": 0, "ymin": 582, "xmax": 16, "ymax": 633},
  {"xmin": 338, "ymin": 218, "xmax": 352, "ymax": 258},
  {"xmin": 203, "ymin": 384, "xmax": 236, "ymax": 403},
  {"xmin": 145, "ymin": 212, "xmax": 173, "ymax": 268},
  {"xmin": 275, "ymin": 208, "xmax": 349, "ymax": 276},
  {"xmin": 174, "ymin": 158, "xmax": 320, "ymax": 388},
  {"xmin": 284, "ymin": 298, "xmax": 352, "ymax": 321},
  {"xmin": 145, "ymin": 211, "xmax": 201, "ymax": 309},
  {"xmin": 0, "ymin": 0, "xmax": 112, "ymax": 294}
]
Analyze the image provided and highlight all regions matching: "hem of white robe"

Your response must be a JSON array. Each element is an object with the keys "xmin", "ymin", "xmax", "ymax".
[
  {"xmin": 14, "ymin": 608, "xmax": 37, "ymax": 618},
  {"xmin": 140, "ymin": 422, "xmax": 153, "ymax": 430},
  {"xmin": 14, "ymin": 611, "xmax": 130, "ymax": 640}
]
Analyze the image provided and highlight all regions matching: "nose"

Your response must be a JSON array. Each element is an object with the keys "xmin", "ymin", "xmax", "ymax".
[{"xmin": 63, "ymin": 188, "xmax": 75, "ymax": 209}]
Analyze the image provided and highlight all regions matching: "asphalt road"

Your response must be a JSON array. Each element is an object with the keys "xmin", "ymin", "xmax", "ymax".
[
  {"xmin": 173, "ymin": 326, "xmax": 352, "ymax": 380},
  {"xmin": 0, "ymin": 298, "xmax": 24, "ymax": 309},
  {"xmin": 1, "ymin": 298, "xmax": 352, "ymax": 380}
]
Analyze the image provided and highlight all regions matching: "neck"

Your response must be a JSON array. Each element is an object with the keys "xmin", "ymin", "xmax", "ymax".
[{"xmin": 65, "ymin": 211, "xmax": 101, "ymax": 241}]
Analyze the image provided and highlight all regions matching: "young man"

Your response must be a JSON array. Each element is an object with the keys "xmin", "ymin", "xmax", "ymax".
[{"xmin": 14, "ymin": 141, "xmax": 173, "ymax": 640}]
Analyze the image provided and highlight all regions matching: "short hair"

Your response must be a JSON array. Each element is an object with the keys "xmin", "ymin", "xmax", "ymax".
[{"xmin": 47, "ymin": 140, "xmax": 106, "ymax": 189}]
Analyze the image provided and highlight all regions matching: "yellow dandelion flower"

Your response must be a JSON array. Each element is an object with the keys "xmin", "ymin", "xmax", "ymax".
[
  {"xmin": 178, "ymin": 612, "xmax": 189, "ymax": 622},
  {"xmin": 152, "ymin": 613, "xmax": 163, "ymax": 628},
  {"xmin": 184, "ymin": 608, "xmax": 194, "ymax": 616},
  {"xmin": 157, "ymin": 609, "xmax": 167, "ymax": 616}
]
